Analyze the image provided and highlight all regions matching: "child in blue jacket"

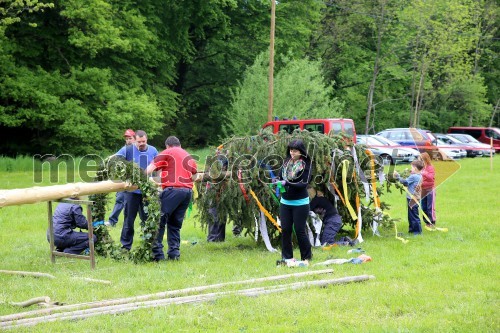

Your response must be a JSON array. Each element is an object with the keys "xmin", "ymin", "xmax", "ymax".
[{"xmin": 394, "ymin": 160, "xmax": 424, "ymax": 235}]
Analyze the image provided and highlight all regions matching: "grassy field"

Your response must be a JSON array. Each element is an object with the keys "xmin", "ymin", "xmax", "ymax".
[{"xmin": 0, "ymin": 155, "xmax": 498, "ymax": 332}]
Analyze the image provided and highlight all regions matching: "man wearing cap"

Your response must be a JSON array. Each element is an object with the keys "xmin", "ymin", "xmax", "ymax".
[
  {"xmin": 146, "ymin": 136, "xmax": 197, "ymax": 261},
  {"xmin": 116, "ymin": 130, "xmax": 158, "ymax": 250},
  {"xmin": 106, "ymin": 129, "xmax": 136, "ymax": 227}
]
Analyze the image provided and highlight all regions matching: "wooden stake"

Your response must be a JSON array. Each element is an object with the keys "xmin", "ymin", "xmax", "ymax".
[
  {"xmin": 0, "ymin": 270, "xmax": 55, "ymax": 279},
  {"xmin": 10, "ymin": 297, "xmax": 51, "ymax": 308}
]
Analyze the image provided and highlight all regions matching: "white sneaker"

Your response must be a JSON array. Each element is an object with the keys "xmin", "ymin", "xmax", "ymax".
[{"xmin": 104, "ymin": 221, "xmax": 113, "ymax": 227}]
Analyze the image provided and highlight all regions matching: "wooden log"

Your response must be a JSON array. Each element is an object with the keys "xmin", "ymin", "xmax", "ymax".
[
  {"xmin": 0, "ymin": 275, "xmax": 374, "ymax": 329},
  {"xmin": 72, "ymin": 277, "xmax": 112, "ymax": 285},
  {"xmin": 0, "ymin": 269, "xmax": 333, "ymax": 323},
  {"xmin": 0, "ymin": 180, "xmax": 137, "ymax": 208},
  {"xmin": 0, "ymin": 270, "xmax": 55, "ymax": 279},
  {"xmin": 10, "ymin": 297, "xmax": 50, "ymax": 308}
]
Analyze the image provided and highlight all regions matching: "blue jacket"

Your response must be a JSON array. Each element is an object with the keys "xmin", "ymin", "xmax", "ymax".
[
  {"xmin": 52, "ymin": 203, "xmax": 88, "ymax": 238},
  {"xmin": 398, "ymin": 173, "xmax": 422, "ymax": 199}
]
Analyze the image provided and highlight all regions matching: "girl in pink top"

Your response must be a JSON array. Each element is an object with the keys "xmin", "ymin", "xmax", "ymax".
[{"xmin": 420, "ymin": 152, "xmax": 436, "ymax": 227}]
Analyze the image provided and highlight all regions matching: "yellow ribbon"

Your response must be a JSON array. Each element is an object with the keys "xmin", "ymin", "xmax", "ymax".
[
  {"xmin": 402, "ymin": 186, "xmax": 448, "ymax": 233},
  {"xmin": 249, "ymin": 189, "xmax": 282, "ymax": 232},
  {"xmin": 341, "ymin": 160, "xmax": 358, "ymax": 220},
  {"xmin": 365, "ymin": 149, "xmax": 381, "ymax": 209},
  {"xmin": 192, "ymin": 183, "xmax": 199, "ymax": 200},
  {"xmin": 394, "ymin": 223, "xmax": 409, "ymax": 244}
]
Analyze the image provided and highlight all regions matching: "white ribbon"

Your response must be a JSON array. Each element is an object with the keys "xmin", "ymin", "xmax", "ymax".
[
  {"xmin": 308, "ymin": 211, "xmax": 323, "ymax": 246},
  {"xmin": 258, "ymin": 211, "xmax": 277, "ymax": 252}
]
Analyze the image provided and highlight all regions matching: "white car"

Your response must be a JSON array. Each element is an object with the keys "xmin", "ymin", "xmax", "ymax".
[
  {"xmin": 436, "ymin": 139, "xmax": 465, "ymax": 159},
  {"xmin": 371, "ymin": 135, "xmax": 420, "ymax": 162}
]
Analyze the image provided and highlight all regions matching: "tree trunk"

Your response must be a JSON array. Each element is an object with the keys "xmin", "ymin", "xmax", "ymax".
[{"xmin": 489, "ymin": 98, "xmax": 499, "ymax": 127}]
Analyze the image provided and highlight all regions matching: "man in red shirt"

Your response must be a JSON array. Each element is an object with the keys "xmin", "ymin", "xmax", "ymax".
[{"xmin": 146, "ymin": 136, "xmax": 197, "ymax": 261}]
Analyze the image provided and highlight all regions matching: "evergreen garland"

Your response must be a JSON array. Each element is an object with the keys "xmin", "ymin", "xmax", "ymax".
[
  {"xmin": 89, "ymin": 156, "xmax": 161, "ymax": 263},
  {"xmin": 196, "ymin": 129, "xmax": 398, "ymax": 244}
]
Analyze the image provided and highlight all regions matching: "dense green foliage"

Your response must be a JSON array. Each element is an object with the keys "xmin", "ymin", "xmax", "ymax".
[
  {"xmin": 196, "ymin": 129, "xmax": 396, "ymax": 244},
  {"xmin": 0, "ymin": 0, "xmax": 498, "ymax": 156}
]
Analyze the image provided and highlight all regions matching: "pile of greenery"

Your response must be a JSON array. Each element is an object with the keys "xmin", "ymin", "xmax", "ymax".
[{"xmin": 196, "ymin": 129, "xmax": 397, "ymax": 244}]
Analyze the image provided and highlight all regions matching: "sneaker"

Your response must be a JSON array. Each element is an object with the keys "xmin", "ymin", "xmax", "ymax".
[
  {"xmin": 82, "ymin": 248, "xmax": 90, "ymax": 255},
  {"xmin": 167, "ymin": 255, "xmax": 180, "ymax": 261},
  {"xmin": 104, "ymin": 221, "xmax": 114, "ymax": 227}
]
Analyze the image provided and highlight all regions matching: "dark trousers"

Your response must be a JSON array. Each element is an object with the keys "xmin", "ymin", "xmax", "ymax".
[
  {"xmin": 51, "ymin": 232, "xmax": 97, "ymax": 255},
  {"xmin": 152, "ymin": 187, "xmax": 192, "ymax": 260},
  {"xmin": 120, "ymin": 192, "xmax": 147, "ymax": 250},
  {"xmin": 108, "ymin": 191, "xmax": 126, "ymax": 225},
  {"xmin": 421, "ymin": 189, "xmax": 436, "ymax": 224},
  {"xmin": 207, "ymin": 207, "xmax": 226, "ymax": 242},
  {"xmin": 280, "ymin": 203, "xmax": 312, "ymax": 260},
  {"xmin": 407, "ymin": 198, "xmax": 422, "ymax": 234},
  {"xmin": 321, "ymin": 214, "xmax": 342, "ymax": 245}
]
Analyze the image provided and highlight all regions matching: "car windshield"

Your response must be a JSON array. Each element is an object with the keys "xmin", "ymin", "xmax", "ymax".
[
  {"xmin": 357, "ymin": 136, "xmax": 386, "ymax": 146},
  {"xmin": 438, "ymin": 135, "xmax": 461, "ymax": 144},
  {"xmin": 445, "ymin": 136, "xmax": 462, "ymax": 144},
  {"xmin": 451, "ymin": 134, "xmax": 476, "ymax": 143},
  {"xmin": 372, "ymin": 135, "xmax": 397, "ymax": 146},
  {"xmin": 462, "ymin": 134, "xmax": 480, "ymax": 143}
]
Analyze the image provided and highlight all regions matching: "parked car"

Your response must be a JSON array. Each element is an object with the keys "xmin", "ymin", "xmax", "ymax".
[
  {"xmin": 375, "ymin": 128, "xmax": 440, "ymax": 159},
  {"xmin": 435, "ymin": 133, "xmax": 482, "ymax": 158},
  {"xmin": 356, "ymin": 135, "xmax": 411, "ymax": 165},
  {"xmin": 435, "ymin": 139, "xmax": 465, "ymax": 159},
  {"xmin": 447, "ymin": 126, "xmax": 500, "ymax": 152},
  {"xmin": 262, "ymin": 118, "xmax": 357, "ymax": 141},
  {"xmin": 371, "ymin": 135, "xmax": 420, "ymax": 162},
  {"xmin": 447, "ymin": 133, "xmax": 495, "ymax": 156}
]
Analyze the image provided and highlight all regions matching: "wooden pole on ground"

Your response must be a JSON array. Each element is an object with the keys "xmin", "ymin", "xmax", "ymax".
[
  {"xmin": 0, "ymin": 269, "xmax": 333, "ymax": 323},
  {"xmin": 0, "ymin": 270, "xmax": 55, "ymax": 279},
  {"xmin": 1, "ymin": 275, "xmax": 374, "ymax": 329}
]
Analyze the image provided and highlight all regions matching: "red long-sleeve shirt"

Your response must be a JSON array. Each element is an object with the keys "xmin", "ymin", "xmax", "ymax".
[{"xmin": 150, "ymin": 147, "xmax": 197, "ymax": 189}]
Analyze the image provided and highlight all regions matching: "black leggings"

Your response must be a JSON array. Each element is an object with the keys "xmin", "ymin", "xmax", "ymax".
[{"xmin": 280, "ymin": 203, "xmax": 312, "ymax": 260}]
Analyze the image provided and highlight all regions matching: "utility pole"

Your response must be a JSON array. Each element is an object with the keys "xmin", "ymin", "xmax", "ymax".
[{"xmin": 267, "ymin": 0, "xmax": 276, "ymax": 122}]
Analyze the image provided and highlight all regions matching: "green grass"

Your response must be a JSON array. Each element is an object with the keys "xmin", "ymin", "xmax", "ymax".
[{"xmin": 0, "ymin": 157, "xmax": 499, "ymax": 332}]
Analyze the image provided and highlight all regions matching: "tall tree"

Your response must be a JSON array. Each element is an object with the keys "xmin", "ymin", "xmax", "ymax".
[{"xmin": 231, "ymin": 51, "xmax": 343, "ymax": 136}]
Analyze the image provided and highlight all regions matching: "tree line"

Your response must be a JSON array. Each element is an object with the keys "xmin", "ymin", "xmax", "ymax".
[{"xmin": 0, "ymin": 0, "xmax": 498, "ymax": 156}]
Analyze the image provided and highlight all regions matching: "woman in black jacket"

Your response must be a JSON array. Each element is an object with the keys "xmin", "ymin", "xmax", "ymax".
[{"xmin": 275, "ymin": 139, "xmax": 312, "ymax": 261}]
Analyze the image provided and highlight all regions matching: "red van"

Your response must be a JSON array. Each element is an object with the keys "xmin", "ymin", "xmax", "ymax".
[
  {"xmin": 447, "ymin": 127, "xmax": 500, "ymax": 152},
  {"xmin": 262, "ymin": 118, "xmax": 357, "ymax": 141}
]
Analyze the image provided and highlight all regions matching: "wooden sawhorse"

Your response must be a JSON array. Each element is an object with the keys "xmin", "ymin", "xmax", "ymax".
[{"xmin": 47, "ymin": 198, "xmax": 96, "ymax": 269}]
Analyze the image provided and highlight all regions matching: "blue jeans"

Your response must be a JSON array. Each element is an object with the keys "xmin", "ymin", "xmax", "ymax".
[
  {"xmin": 152, "ymin": 187, "xmax": 192, "ymax": 260},
  {"xmin": 407, "ymin": 198, "xmax": 422, "ymax": 234},
  {"xmin": 108, "ymin": 191, "xmax": 126, "ymax": 225},
  {"xmin": 120, "ymin": 192, "xmax": 147, "ymax": 250}
]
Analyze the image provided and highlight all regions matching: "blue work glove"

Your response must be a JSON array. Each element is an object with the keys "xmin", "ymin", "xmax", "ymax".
[{"xmin": 92, "ymin": 220, "xmax": 105, "ymax": 227}]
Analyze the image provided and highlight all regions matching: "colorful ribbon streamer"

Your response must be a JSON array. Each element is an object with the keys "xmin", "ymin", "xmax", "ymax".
[
  {"xmin": 402, "ymin": 186, "xmax": 448, "ymax": 232},
  {"xmin": 237, "ymin": 169, "xmax": 250, "ymax": 204},
  {"xmin": 249, "ymin": 189, "xmax": 281, "ymax": 232},
  {"xmin": 341, "ymin": 160, "xmax": 358, "ymax": 221}
]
